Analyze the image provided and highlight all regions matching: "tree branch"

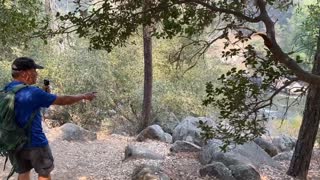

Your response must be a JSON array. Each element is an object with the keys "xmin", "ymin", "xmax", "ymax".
[
  {"xmin": 182, "ymin": 0, "xmax": 320, "ymax": 85},
  {"xmin": 248, "ymin": 78, "xmax": 298, "ymax": 112},
  {"xmin": 253, "ymin": 0, "xmax": 320, "ymax": 85}
]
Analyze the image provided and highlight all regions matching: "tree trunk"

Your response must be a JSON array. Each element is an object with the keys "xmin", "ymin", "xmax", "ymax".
[
  {"xmin": 44, "ymin": 0, "xmax": 52, "ymax": 14},
  {"xmin": 287, "ymin": 28, "xmax": 320, "ymax": 179},
  {"xmin": 141, "ymin": 23, "xmax": 153, "ymax": 131},
  {"xmin": 45, "ymin": 0, "xmax": 58, "ymax": 31}
]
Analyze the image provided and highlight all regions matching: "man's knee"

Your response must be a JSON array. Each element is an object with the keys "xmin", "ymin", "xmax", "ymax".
[
  {"xmin": 18, "ymin": 171, "xmax": 31, "ymax": 180},
  {"xmin": 38, "ymin": 175, "xmax": 51, "ymax": 180}
]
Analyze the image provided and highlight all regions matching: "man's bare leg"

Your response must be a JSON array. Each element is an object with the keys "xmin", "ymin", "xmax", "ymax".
[
  {"xmin": 18, "ymin": 171, "xmax": 30, "ymax": 180},
  {"xmin": 38, "ymin": 175, "xmax": 51, "ymax": 180}
]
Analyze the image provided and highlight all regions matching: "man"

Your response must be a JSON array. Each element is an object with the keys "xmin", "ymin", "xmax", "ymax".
[{"xmin": 4, "ymin": 57, "xmax": 97, "ymax": 180}]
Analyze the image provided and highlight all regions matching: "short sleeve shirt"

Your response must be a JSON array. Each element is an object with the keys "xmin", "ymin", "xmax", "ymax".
[{"xmin": 4, "ymin": 81, "xmax": 57, "ymax": 148}]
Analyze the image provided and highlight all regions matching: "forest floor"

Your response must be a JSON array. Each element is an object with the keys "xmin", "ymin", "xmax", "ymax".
[{"xmin": 0, "ymin": 132, "xmax": 320, "ymax": 180}]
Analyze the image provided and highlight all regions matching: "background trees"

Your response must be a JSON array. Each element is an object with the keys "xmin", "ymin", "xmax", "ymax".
[
  {"xmin": 0, "ymin": 0, "xmax": 48, "ymax": 91},
  {"xmin": 1, "ymin": 0, "xmax": 319, "ymax": 179},
  {"xmin": 0, "ymin": 0, "xmax": 46, "ymax": 60}
]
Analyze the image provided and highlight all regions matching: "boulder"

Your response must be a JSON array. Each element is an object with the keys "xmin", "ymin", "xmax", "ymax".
[
  {"xmin": 200, "ymin": 140, "xmax": 279, "ymax": 168},
  {"xmin": 172, "ymin": 116, "xmax": 215, "ymax": 146},
  {"xmin": 47, "ymin": 123, "xmax": 97, "ymax": 141},
  {"xmin": 136, "ymin": 125, "xmax": 171, "ymax": 143},
  {"xmin": 124, "ymin": 145, "xmax": 165, "ymax": 160},
  {"xmin": 170, "ymin": 141, "xmax": 201, "ymax": 153},
  {"xmin": 229, "ymin": 164, "xmax": 261, "ymax": 180},
  {"xmin": 254, "ymin": 137, "xmax": 278, "ymax": 157},
  {"xmin": 211, "ymin": 152, "xmax": 252, "ymax": 167},
  {"xmin": 132, "ymin": 164, "xmax": 170, "ymax": 180},
  {"xmin": 199, "ymin": 162, "xmax": 235, "ymax": 180},
  {"xmin": 231, "ymin": 142, "xmax": 279, "ymax": 168},
  {"xmin": 164, "ymin": 133, "xmax": 173, "ymax": 144},
  {"xmin": 272, "ymin": 151, "xmax": 293, "ymax": 161},
  {"xmin": 199, "ymin": 139, "xmax": 224, "ymax": 165},
  {"xmin": 272, "ymin": 135, "xmax": 296, "ymax": 152}
]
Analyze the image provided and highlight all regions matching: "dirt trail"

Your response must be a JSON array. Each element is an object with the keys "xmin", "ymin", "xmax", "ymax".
[{"xmin": 0, "ymin": 133, "xmax": 319, "ymax": 180}]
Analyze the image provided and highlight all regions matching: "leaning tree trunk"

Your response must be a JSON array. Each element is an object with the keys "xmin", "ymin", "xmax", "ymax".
[
  {"xmin": 140, "ymin": 0, "xmax": 153, "ymax": 131},
  {"xmin": 287, "ymin": 28, "xmax": 320, "ymax": 179}
]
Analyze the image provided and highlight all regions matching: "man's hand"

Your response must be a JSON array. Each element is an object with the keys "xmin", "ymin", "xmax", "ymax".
[
  {"xmin": 42, "ymin": 85, "xmax": 51, "ymax": 93},
  {"xmin": 53, "ymin": 92, "xmax": 97, "ymax": 105},
  {"xmin": 82, "ymin": 92, "xmax": 97, "ymax": 101}
]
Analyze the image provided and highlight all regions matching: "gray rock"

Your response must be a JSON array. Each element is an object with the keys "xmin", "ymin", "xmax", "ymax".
[
  {"xmin": 164, "ymin": 133, "xmax": 173, "ymax": 144},
  {"xmin": 172, "ymin": 116, "xmax": 215, "ymax": 146},
  {"xmin": 132, "ymin": 164, "xmax": 170, "ymax": 180},
  {"xmin": 199, "ymin": 162, "xmax": 235, "ymax": 180},
  {"xmin": 48, "ymin": 123, "xmax": 97, "ymax": 141},
  {"xmin": 213, "ymin": 152, "xmax": 252, "ymax": 167},
  {"xmin": 231, "ymin": 142, "xmax": 279, "ymax": 168},
  {"xmin": 170, "ymin": 141, "xmax": 201, "ymax": 153},
  {"xmin": 136, "ymin": 125, "xmax": 167, "ymax": 143},
  {"xmin": 272, "ymin": 135, "xmax": 296, "ymax": 152},
  {"xmin": 273, "ymin": 151, "xmax": 293, "ymax": 161},
  {"xmin": 229, "ymin": 164, "xmax": 261, "ymax": 180},
  {"xmin": 200, "ymin": 140, "xmax": 280, "ymax": 168},
  {"xmin": 254, "ymin": 137, "xmax": 278, "ymax": 157},
  {"xmin": 199, "ymin": 139, "xmax": 224, "ymax": 165},
  {"xmin": 124, "ymin": 145, "xmax": 165, "ymax": 160}
]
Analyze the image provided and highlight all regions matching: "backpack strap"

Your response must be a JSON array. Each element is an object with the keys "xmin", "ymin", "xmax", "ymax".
[
  {"xmin": 24, "ymin": 111, "xmax": 37, "ymax": 146},
  {"xmin": 10, "ymin": 84, "xmax": 28, "ymax": 94},
  {"xmin": 23, "ymin": 111, "xmax": 37, "ymax": 129}
]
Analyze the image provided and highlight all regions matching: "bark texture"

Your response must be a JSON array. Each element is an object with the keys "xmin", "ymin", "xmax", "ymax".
[{"xmin": 141, "ymin": 5, "xmax": 153, "ymax": 131}]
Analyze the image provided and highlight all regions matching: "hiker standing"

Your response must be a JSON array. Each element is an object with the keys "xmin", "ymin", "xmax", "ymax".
[{"xmin": 4, "ymin": 57, "xmax": 96, "ymax": 180}]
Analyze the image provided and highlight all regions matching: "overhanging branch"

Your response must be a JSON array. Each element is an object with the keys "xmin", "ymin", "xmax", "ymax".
[
  {"xmin": 253, "ymin": 0, "xmax": 320, "ymax": 85},
  {"xmin": 177, "ymin": 0, "xmax": 320, "ymax": 85}
]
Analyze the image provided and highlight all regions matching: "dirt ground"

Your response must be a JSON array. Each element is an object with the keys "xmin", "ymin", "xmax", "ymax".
[{"xmin": 0, "ymin": 133, "xmax": 319, "ymax": 180}]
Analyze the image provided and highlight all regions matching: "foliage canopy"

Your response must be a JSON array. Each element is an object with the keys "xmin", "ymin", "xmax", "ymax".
[
  {"xmin": 0, "ymin": 0, "xmax": 47, "ymax": 60},
  {"xmin": 54, "ymin": 0, "xmax": 317, "ymax": 146}
]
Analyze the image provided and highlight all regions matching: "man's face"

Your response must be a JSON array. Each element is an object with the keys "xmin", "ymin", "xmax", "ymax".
[{"xmin": 24, "ymin": 69, "xmax": 38, "ymax": 84}]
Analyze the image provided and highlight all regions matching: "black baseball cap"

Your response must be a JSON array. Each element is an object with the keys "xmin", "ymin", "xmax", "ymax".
[{"xmin": 12, "ymin": 57, "xmax": 44, "ymax": 71}]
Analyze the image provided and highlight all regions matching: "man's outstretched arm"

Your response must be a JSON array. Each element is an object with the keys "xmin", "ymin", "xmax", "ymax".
[{"xmin": 52, "ymin": 92, "xmax": 96, "ymax": 105}]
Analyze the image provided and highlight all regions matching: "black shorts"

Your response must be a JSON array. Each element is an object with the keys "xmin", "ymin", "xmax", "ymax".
[{"xmin": 9, "ymin": 145, "xmax": 54, "ymax": 177}]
